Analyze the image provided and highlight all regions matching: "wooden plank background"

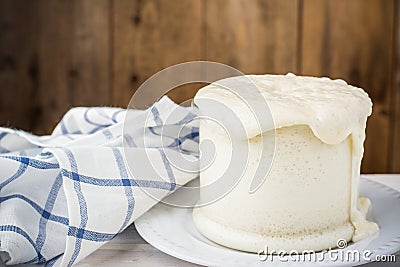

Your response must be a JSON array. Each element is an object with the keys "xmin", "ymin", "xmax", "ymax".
[
  {"xmin": 392, "ymin": 0, "xmax": 400, "ymax": 173},
  {"xmin": 0, "ymin": 0, "xmax": 398, "ymax": 173}
]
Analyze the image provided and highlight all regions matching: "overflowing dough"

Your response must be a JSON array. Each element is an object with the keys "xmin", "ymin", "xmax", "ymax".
[{"xmin": 192, "ymin": 74, "xmax": 379, "ymax": 253}]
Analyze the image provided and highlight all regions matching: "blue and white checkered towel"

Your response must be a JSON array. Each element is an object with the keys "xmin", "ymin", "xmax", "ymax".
[{"xmin": 0, "ymin": 96, "xmax": 199, "ymax": 266}]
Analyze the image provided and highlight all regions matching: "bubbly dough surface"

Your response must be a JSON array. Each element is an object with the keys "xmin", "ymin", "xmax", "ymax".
[
  {"xmin": 195, "ymin": 73, "xmax": 372, "ymax": 144},
  {"xmin": 193, "ymin": 74, "xmax": 379, "ymax": 252}
]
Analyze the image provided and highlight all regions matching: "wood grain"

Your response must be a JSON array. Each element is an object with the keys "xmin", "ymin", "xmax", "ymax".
[
  {"xmin": 0, "ymin": 0, "xmax": 398, "ymax": 173},
  {"xmin": 111, "ymin": 0, "xmax": 203, "ymax": 108},
  {"xmin": 205, "ymin": 0, "xmax": 299, "ymax": 74},
  {"xmin": 0, "ymin": 0, "xmax": 40, "ymax": 131},
  {"xmin": 300, "ymin": 0, "xmax": 395, "ymax": 173},
  {"xmin": 33, "ymin": 0, "xmax": 110, "ymax": 134},
  {"xmin": 76, "ymin": 225, "xmax": 199, "ymax": 266},
  {"xmin": 391, "ymin": 1, "xmax": 400, "ymax": 172}
]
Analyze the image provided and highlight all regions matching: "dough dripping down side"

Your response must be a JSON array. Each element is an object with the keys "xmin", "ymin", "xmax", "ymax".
[{"xmin": 193, "ymin": 74, "xmax": 379, "ymax": 253}]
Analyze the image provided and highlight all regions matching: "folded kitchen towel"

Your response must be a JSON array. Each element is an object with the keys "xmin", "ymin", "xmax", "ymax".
[{"xmin": 0, "ymin": 96, "xmax": 199, "ymax": 266}]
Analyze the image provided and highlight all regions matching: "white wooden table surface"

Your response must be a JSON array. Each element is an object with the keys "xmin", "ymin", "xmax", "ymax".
[{"xmin": 75, "ymin": 174, "xmax": 400, "ymax": 267}]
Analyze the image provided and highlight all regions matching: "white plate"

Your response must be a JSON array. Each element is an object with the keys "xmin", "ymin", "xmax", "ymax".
[{"xmin": 135, "ymin": 177, "xmax": 400, "ymax": 266}]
